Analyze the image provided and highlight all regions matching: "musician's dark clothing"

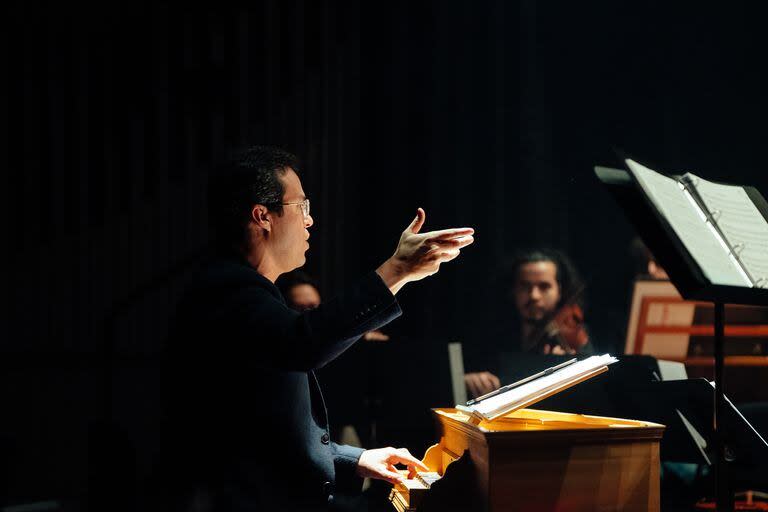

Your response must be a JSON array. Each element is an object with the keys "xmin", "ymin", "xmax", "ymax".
[
  {"xmin": 463, "ymin": 316, "xmax": 595, "ymax": 376},
  {"xmin": 164, "ymin": 256, "xmax": 401, "ymax": 511}
]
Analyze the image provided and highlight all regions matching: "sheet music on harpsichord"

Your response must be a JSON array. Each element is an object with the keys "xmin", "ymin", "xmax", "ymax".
[
  {"xmin": 625, "ymin": 159, "xmax": 768, "ymax": 288},
  {"xmin": 459, "ymin": 355, "xmax": 618, "ymax": 422}
]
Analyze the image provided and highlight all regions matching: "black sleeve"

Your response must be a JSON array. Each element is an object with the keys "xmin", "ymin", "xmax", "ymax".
[
  {"xmin": 216, "ymin": 272, "xmax": 402, "ymax": 371},
  {"xmin": 331, "ymin": 443, "xmax": 365, "ymax": 493}
]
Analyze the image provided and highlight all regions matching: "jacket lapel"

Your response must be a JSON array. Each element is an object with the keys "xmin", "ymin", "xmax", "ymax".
[{"xmin": 309, "ymin": 370, "xmax": 329, "ymax": 428}]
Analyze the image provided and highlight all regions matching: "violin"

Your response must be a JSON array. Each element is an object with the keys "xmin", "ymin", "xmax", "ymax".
[
  {"xmin": 546, "ymin": 302, "xmax": 589, "ymax": 353},
  {"xmin": 533, "ymin": 285, "xmax": 590, "ymax": 354}
]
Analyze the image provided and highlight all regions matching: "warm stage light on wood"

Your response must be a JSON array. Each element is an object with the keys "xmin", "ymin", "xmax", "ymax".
[{"xmin": 390, "ymin": 408, "xmax": 664, "ymax": 512}]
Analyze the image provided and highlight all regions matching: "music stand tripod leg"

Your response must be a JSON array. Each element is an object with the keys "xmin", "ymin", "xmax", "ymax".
[{"xmin": 714, "ymin": 301, "xmax": 733, "ymax": 511}]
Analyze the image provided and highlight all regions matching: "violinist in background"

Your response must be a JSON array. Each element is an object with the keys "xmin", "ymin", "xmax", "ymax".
[{"xmin": 464, "ymin": 248, "xmax": 594, "ymax": 398}]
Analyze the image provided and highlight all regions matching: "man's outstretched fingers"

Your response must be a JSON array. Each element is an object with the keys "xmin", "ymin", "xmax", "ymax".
[
  {"xmin": 425, "ymin": 237, "xmax": 474, "ymax": 248},
  {"xmin": 426, "ymin": 240, "xmax": 473, "ymax": 255},
  {"xmin": 423, "ymin": 227, "xmax": 474, "ymax": 239},
  {"xmin": 379, "ymin": 211, "xmax": 476, "ymax": 293}
]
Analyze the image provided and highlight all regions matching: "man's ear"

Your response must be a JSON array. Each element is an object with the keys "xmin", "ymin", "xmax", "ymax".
[{"xmin": 251, "ymin": 204, "xmax": 272, "ymax": 231}]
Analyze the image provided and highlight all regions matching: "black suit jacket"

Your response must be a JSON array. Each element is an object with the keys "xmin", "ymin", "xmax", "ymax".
[{"xmin": 165, "ymin": 256, "xmax": 401, "ymax": 511}]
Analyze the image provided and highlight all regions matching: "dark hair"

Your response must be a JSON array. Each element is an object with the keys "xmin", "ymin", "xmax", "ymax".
[
  {"xmin": 503, "ymin": 248, "xmax": 586, "ymax": 309},
  {"xmin": 276, "ymin": 270, "xmax": 320, "ymax": 301},
  {"xmin": 208, "ymin": 146, "xmax": 300, "ymax": 249},
  {"xmin": 629, "ymin": 236, "xmax": 654, "ymax": 276}
]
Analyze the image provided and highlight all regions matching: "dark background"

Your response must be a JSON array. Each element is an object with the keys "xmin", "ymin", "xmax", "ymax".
[{"xmin": 4, "ymin": 0, "xmax": 768, "ymax": 509}]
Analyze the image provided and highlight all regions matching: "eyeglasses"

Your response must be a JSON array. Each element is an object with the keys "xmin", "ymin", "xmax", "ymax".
[{"xmin": 281, "ymin": 198, "xmax": 311, "ymax": 218}]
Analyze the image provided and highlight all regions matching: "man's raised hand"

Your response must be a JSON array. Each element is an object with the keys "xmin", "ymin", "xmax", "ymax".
[{"xmin": 376, "ymin": 208, "xmax": 474, "ymax": 294}]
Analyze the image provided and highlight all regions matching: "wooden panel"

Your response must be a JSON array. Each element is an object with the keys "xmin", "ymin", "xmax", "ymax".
[
  {"xmin": 398, "ymin": 408, "xmax": 665, "ymax": 512},
  {"xmin": 488, "ymin": 439, "xmax": 660, "ymax": 511}
]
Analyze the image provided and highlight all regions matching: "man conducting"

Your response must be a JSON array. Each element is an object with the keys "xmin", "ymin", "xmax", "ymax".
[{"xmin": 165, "ymin": 146, "xmax": 474, "ymax": 511}]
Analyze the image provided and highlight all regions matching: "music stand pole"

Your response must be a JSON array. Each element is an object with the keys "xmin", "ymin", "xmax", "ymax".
[{"xmin": 714, "ymin": 301, "xmax": 732, "ymax": 511}]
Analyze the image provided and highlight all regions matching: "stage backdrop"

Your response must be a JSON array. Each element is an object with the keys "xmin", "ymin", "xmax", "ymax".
[{"xmin": 4, "ymin": 0, "xmax": 768, "ymax": 509}]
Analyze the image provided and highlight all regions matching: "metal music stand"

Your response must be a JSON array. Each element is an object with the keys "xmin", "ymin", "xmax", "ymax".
[{"xmin": 596, "ymin": 161, "xmax": 768, "ymax": 511}]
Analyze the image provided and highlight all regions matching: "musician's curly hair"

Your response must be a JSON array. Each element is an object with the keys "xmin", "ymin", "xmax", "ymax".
[{"xmin": 501, "ymin": 248, "xmax": 586, "ymax": 310}]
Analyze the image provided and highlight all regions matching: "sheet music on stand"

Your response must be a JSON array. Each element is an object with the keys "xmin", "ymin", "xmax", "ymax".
[
  {"xmin": 625, "ymin": 159, "xmax": 768, "ymax": 289},
  {"xmin": 596, "ymin": 156, "xmax": 768, "ymax": 511},
  {"xmin": 457, "ymin": 355, "xmax": 618, "ymax": 422}
]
